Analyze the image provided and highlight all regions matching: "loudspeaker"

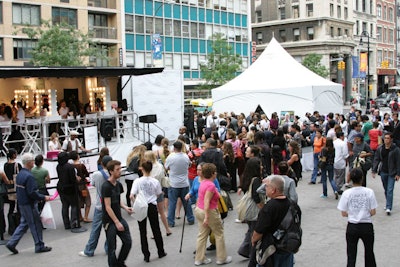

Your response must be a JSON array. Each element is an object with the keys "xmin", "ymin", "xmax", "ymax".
[
  {"xmin": 139, "ymin": 114, "xmax": 157, "ymax": 123},
  {"xmin": 184, "ymin": 107, "xmax": 194, "ymax": 130},
  {"xmin": 100, "ymin": 119, "xmax": 114, "ymax": 141}
]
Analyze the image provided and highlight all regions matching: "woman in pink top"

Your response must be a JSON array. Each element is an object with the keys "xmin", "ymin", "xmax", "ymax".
[
  {"xmin": 368, "ymin": 121, "xmax": 382, "ymax": 152},
  {"xmin": 194, "ymin": 163, "xmax": 232, "ymax": 266}
]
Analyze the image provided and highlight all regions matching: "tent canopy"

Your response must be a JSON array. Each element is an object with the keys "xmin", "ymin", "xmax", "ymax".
[{"xmin": 212, "ymin": 37, "xmax": 343, "ymax": 117}]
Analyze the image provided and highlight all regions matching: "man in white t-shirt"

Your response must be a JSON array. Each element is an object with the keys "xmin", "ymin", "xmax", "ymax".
[
  {"xmin": 62, "ymin": 131, "xmax": 90, "ymax": 153},
  {"xmin": 333, "ymin": 132, "xmax": 349, "ymax": 194}
]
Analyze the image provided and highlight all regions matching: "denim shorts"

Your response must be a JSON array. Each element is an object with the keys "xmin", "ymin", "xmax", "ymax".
[{"xmin": 156, "ymin": 192, "xmax": 165, "ymax": 203}]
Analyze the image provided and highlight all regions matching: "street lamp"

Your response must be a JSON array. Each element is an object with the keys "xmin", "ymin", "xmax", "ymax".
[{"xmin": 359, "ymin": 31, "xmax": 370, "ymax": 107}]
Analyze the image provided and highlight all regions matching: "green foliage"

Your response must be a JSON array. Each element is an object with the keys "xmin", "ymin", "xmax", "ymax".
[
  {"xmin": 302, "ymin": 54, "xmax": 329, "ymax": 78},
  {"xmin": 198, "ymin": 33, "xmax": 242, "ymax": 90},
  {"xmin": 14, "ymin": 20, "xmax": 106, "ymax": 66}
]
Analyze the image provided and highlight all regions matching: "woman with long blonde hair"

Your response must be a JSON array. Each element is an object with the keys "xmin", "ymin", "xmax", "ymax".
[
  {"xmin": 125, "ymin": 145, "xmax": 146, "ymax": 207},
  {"xmin": 142, "ymin": 151, "xmax": 172, "ymax": 236}
]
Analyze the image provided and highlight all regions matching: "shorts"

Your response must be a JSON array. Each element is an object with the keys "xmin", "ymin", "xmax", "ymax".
[
  {"xmin": 156, "ymin": 192, "xmax": 165, "ymax": 203},
  {"xmin": 162, "ymin": 187, "xmax": 169, "ymax": 199}
]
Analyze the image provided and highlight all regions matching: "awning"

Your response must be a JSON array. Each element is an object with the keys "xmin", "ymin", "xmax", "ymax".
[
  {"xmin": 0, "ymin": 67, "xmax": 164, "ymax": 78},
  {"xmin": 190, "ymin": 98, "xmax": 213, "ymax": 107}
]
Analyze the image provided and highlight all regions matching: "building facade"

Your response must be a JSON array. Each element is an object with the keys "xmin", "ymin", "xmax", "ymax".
[
  {"xmin": 123, "ymin": 0, "xmax": 251, "ymax": 98},
  {"xmin": 0, "ymin": 0, "xmax": 122, "ymax": 67}
]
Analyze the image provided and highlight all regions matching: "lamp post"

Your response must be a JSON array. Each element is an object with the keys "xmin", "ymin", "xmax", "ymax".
[{"xmin": 360, "ymin": 31, "xmax": 370, "ymax": 107}]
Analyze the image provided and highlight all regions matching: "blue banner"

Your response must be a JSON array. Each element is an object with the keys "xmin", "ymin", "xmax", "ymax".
[
  {"xmin": 152, "ymin": 34, "xmax": 163, "ymax": 60},
  {"xmin": 352, "ymin": 56, "xmax": 359, "ymax": 78}
]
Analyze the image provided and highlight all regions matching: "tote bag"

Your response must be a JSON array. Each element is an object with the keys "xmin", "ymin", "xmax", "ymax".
[
  {"xmin": 132, "ymin": 188, "xmax": 148, "ymax": 222},
  {"xmin": 40, "ymin": 202, "xmax": 56, "ymax": 229}
]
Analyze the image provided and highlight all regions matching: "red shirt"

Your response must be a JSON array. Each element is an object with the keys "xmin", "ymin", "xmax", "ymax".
[
  {"xmin": 188, "ymin": 148, "xmax": 203, "ymax": 179},
  {"xmin": 368, "ymin": 129, "xmax": 382, "ymax": 151}
]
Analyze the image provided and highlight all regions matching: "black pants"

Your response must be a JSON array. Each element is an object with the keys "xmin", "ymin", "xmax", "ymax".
[
  {"xmin": 138, "ymin": 203, "xmax": 165, "ymax": 258},
  {"xmin": 346, "ymin": 223, "xmax": 376, "ymax": 267},
  {"xmin": 60, "ymin": 193, "xmax": 79, "ymax": 229},
  {"xmin": 105, "ymin": 219, "xmax": 132, "ymax": 267},
  {"xmin": 125, "ymin": 180, "xmax": 133, "ymax": 207}
]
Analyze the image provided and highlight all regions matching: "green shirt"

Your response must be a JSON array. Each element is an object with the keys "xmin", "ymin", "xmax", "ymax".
[{"xmin": 31, "ymin": 166, "xmax": 49, "ymax": 189}]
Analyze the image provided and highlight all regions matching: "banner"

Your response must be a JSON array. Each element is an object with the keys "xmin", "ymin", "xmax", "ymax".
[
  {"xmin": 152, "ymin": 34, "xmax": 163, "ymax": 60},
  {"xmin": 352, "ymin": 56, "xmax": 359, "ymax": 78},
  {"xmin": 359, "ymin": 52, "xmax": 367, "ymax": 78}
]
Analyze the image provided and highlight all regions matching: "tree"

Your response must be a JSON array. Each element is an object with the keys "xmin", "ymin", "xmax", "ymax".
[
  {"xmin": 198, "ymin": 33, "xmax": 242, "ymax": 91},
  {"xmin": 14, "ymin": 21, "xmax": 106, "ymax": 66},
  {"xmin": 302, "ymin": 54, "xmax": 329, "ymax": 78}
]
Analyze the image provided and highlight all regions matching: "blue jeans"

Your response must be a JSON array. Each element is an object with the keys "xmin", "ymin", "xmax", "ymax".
[
  {"xmin": 84, "ymin": 208, "xmax": 107, "ymax": 256},
  {"xmin": 311, "ymin": 153, "xmax": 320, "ymax": 183},
  {"xmin": 380, "ymin": 172, "xmax": 396, "ymax": 210},
  {"xmin": 321, "ymin": 164, "xmax": 338, "ymax": 196},
  {"xmin": 104, "ymin": 219, "xmax": 132, "ymax": 267},
  {"xmin": 167, "ymin": 187, "xmax": 194, "ymax": 226},
  {"xmin": 273, "ymin": 251, "xmax": 294, "ymax": 267},
  {"xmin": 7, "ymin": 203, "xmax": 45, "ymax": 252}
]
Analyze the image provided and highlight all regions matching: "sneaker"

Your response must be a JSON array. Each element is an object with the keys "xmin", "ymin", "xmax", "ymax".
[
  {"xmin": 194, "ymin": 258, "xmax": 212, "ymax": 266},
  {"xmin": 6, "ymin": 244, "xmax": 18, "ymax": 254},
  {"xmin": 334, "ymin": 191, "xmax": 339, "ymax": 200},
  {"xmin": 36, "ymin": 246, "xmax": 52, "ymax": 253},
  {"xmin": 234, "ymin": 219, "xmax": 242, "ymax": 223},
  {"xmin": 320, "ymin": 194, "xmax": 327, "ymax": 199},
  {"xmin": 216, "ymin": 256, "xmax": 232, "ymax": 265},
  {"xmin": 79, "ymin": 251, "xmax": 89, "ymax": 257},
  {"xmin": 386, "ymin": 209, "xmax": 391, "ymax": 215},
  {"xmin": 308, "ymin": 182, "xmax": 315, "ymax": 185},
  {"xmin": 188, "ymin": 221, "xmax": 195, "ymax": 225},
  {"xmin": 206, "ymin": 244, "xmax": 216, "ymax": 251}
]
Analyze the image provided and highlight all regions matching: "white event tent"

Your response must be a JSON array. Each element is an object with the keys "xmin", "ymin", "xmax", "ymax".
[{"xmin": 212, "ymin": 37, "xmax": 343, "ymax": 117}]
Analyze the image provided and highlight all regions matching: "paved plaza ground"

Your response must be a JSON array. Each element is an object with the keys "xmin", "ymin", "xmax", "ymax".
[{"xmin": 1, "ymin": 167, "xmax": 399, "ymax": 267}]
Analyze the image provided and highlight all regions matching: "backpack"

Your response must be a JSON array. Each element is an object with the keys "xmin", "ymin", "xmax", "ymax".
[{"xmin": 273, "ymin": 200, "xmax": 302, "ymax": 254}]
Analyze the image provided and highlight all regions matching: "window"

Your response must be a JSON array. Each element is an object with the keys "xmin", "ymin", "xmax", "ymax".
[
  {"xmin": 362, "ymin": 0, "xmax": 366, "ymax": 12},
  {"xmin": 293, "ymin": 28, "xmax": 300, "ymax": 41},
  {"xmin": 13, "ymin": 4, "xmax": 40, "ymax": 25},
  {"xmin": 255, "ymin": 10, "xmax": 262, "ymax": 23},
  {"xmin": 362, "ymin": 22, "xmax": 367, "ymax": 33},
  {"xmin": 13, "ymin": 39, "xmax": 36, "ymax": 59},
  {"xmin": 330, "ymin": 4, "xmax": 334, "ymax": 17},
  {"xmin": 338, "ymin": 28, "xmax": 342, "ymax": 36},
  {"xmin": 307, "ymin": 27, "xmax": 314, "ymax": 40},
  {"xmin": 199, "ymin": 23, "xmax": 205, "ymax": 38},
  {"xmin": 377, "ymin": 27, "xmax": 382, "ymax": 42},
  {"xmin": 377, "ymin": 5, "xmax": 381, "ymax": 18},
  {"xmin": 190, "ymin": 22, "xmax": 198, "ymax": 38},
  {"xmin": 344, "ymin": 29, "xmax": 349, "ymax": 37},
  {"xmin": 337, "ymin": 6, "xmax": 341, "ymax": 18},
  {"xmin": 145, "ymin": 17, "xmax": 152, "ymax": 33},
  {"xmin": 389, "ymin": 8, "xmax": 394, "ymax": 22},
  {"xmin": 0, "ymin": 2, "xmax": 3, "ymax": 24},
  {"xmin": 279, "ymin": 29, "xmax": 286, "ymax": 42},
  {"xmin": 135, "ymin": 16, "xmax": 144, "ymax": 33},
  {"xmin": 377, "ymin": 50, "xmax": 382, "ymax": 66},
  {"xmin": 89, "ymin": 13, "xmax": 107, "ymax": 27},
  {"xmin": 52, "ymin": 7, "xmax": 77, "ymax": 27},
  {"xmin": 155, "ymin": 18, "xmax": 163, "ymax": 34},
  {"xmin": 0, "ymin": 39, "xmax": 3, "ymax": 59},
  {"xmin": 165, "ymin": 19, "xmax": 172, "ymax": 36},
  {"xmin": 389, "ymin": 29, "xmax": 394, "ymax": 44},
  {"xmin": 344, "ymin": 7, "xmax": 348, "ymax": 20},
  {"xmin": 182, "ymin": 21, "xmax": 189, "ymax": 37},
  {"xmin": 89, "ymin": 44, "xmax": 109, "ymax": 67},
  {"xmin": 383, "ymin": 6, "xmax": 386, "ymax": 20},
  {"xmin": 292, "ymin": 6, "xmax": 299, "ymax": 18},
  {"xmin": 279, "ymin": 7, "xmax": 285, "ymax": 20},
  {"xmin": 256, "ymin": 32, "xmax": 263, "ymax": 44},
  {"xmin": 306, "ymin": 4, "xmax": 313, "ymax": 17},
  {"xmin": 330, "ymin": 27, "xmax": 334, "ymax": 37},
  {"xmin": 173, "ymin": 20, "xmax": 181, "ymax": 36},
  {"xmin": 125, "ymin": 15, "xmax": 133, "ymax": 32}
]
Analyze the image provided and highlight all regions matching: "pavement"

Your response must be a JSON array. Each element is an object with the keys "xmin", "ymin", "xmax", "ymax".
[{"xmin": 1, "ymin": 168, "xmax": 399, "ymax": 267}]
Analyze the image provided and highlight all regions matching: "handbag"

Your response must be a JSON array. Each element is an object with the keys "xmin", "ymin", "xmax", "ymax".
[
  {"xmin": 318, "ymin": 151, "xmax": 327, "ymax": 169},
  {"xmin": 132, "ymin": 187, "xmax": 148, "ymax": 222},
  {"xmin": 218, "ymin": 193, "xmax": 228, "ymax": 219},
  {"xmin": 7, "ymin": 163, "xmax": 18, "ymax": 201},
  {"xmin": 236, "ymin": 177, "xmax": 260, "ymax": 221},
  {"xmin": 40, "ymin": 202, "xmax": 56, "ymax": 229},
  {"xmin": 8, "ymin": 212, "xmax": 20, "ymax": 235}
]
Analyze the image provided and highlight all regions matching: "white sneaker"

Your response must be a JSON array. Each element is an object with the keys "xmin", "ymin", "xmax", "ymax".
[
  {"xmin": 216, "ymin": 256, "xmax": 232, "ymax": 265},
  {"xmin": 78, "ymin": 251, "xmax": 88, "ymax": 257},
  {"xmin": 234, "ymin": 219, "xmax": 242, "ymax": 223},
  {"xmin": 194, "ymin": 258, "xmax": 212, "ymax": 266},
  {"xmin": 386, "ymin": 209, "xmax": 391, "ymax": 215}
]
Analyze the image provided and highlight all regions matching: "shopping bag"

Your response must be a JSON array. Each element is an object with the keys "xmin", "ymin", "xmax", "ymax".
[
  {"xmin": 131, "ymin": 191, "xmax": 148, "ymax": 222},
  {"xmin": 218, "ymin": 194, "xmax": 228, "ymax": 219},
  {"xmin": 40, "ymin": 202, "xmax": 56, "ymax": 229}
]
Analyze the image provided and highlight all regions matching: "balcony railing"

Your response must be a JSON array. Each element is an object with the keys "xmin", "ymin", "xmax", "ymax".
[
  {"xmin": 89, "ymin": 26, "xmax": 117, "ymax": 39},
  {"xmin": 87, "ymin": 0, "xmax": 116, "ymax": 9}
]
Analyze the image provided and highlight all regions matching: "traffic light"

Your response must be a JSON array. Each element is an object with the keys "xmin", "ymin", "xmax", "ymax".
[
  {"xmin": 381, "ymin": 60, "xmax": 389, "ymax": 68},
  {"xmin": 337, "ymin": 61, "xmax": 345, "ymax": 70}
]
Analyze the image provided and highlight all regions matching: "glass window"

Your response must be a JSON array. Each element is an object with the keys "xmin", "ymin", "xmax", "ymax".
[
  {"xmin": 190, "ymin": 22, "xmax": 198, "ymax": 38},
  {"xmin": 182, "ymin": 54, "xmax": 190, "ymax": 69},
  {"xmin": 13, "ymin": 39, "xmax": 36, "ymax": 59},
  {"xmin": 255, "ymin": 10, "xmax": 262, "ymax": 23},
  {"xmin": 182, "ymin": 21, "xmax": 189, "ymax": 37},
  {"xmin": 389, "ymin": 29, "xmax": 394, "ymax": 44},
  {"xmin": 279, "ymin": 7, "xmax": 285, "ymax": 20},
  {"xmin": 125, "ymin": 15, "xmax": 134, "ymax": 32},
  {"xmin": 389, "ymin": 8, "xmax": 393, "ymax": 22},
  {"xmin": 383, "ymin": 6, "xmax": 386, "ymax": 20},
  {"xmin": 338, "ymin": 28, "xmax": 342, "ymax": 36},
  {"xmin": 337, "ymin": 6, "xmax": 341, "ymax": 18},
  {"xmin": 155, "ymin": 18, "xmax": 163, "ymax": 34},
  {"xmin": 330, "ymin": 4, "xmax": 334, "ymax": 17},
  {"xmin": 306, "ymin": 4, "xmax": 313, "ymax": 17},
  {"xmin": 293, "ymin": 28, "xmax": 300, "ymax": 41},
  {"xmin": 377, "ymin": 5, "xmax": 381, "ymax": 18},
  {"xmin": 165, "ymin": 19, "xmax": 172, "ymax": 36},
  {"xmin": 377, "ymin": 27, "xmax": 382, "ymax": 42},
  {"xmin": 279, "ymin": 29, "xmax": 286, "ymax": 42},
  {"xmin": 344, "ymin": 7, "xmax": 348, "ymax": 20},
  {"xmin": 52, "ymin": 7, "xmax": 77, "ymax": 28},
  {"xmin": 135, "ymin": 16, "xmax": 144, "ymax": 33},
  {"xmin": 307, "ymin": 27, "xmax": 314, "ymax": 40},
  {"xmin": 330, "ymin": 27, "xmax": 334, "ymax": 37},
  {"xmin": 174, "ymin": 20, "xmax": 181, "ymax": 36},
  {"xmin": 256, "ymin": 32, "xmax": 262, "ymax": 44},
  {"xmin": 145, "ymin": 17, "xmax": 152, "ymax": 33},
  {"xmin": 0, "ymin": 2, "xmax": 3, "ymax": 24},
  {"xmin": 165, "ymin": 53, "xmax": 173, "ymax": 68},
  {"xmin": 199, "ymin": 23, "xmax": 205, "ymax": 38},
  {"xmin": 89, "ymin": 13, "xmax": 107, "ymax": 27},
  {"xmin": 292, "ymin": 6, "xmax": 299, "ymax": 18},
  {"xmin": 13, "ymin": 4, "xmax": 40, "ymax": 25}
]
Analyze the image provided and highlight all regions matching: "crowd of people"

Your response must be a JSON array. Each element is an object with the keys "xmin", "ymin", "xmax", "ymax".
[{"xmin": 0, "ymin": 104, "xmax": 399, "ymax": 267}]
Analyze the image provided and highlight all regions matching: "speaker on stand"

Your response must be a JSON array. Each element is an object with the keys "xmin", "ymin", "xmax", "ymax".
[
  {"xmin": 100, "ymin": 118, "xmax": 115, "ymax": 145},
  {"xmin": 139, "ymin": 114, "xmax": 157, "ymax": 142}
]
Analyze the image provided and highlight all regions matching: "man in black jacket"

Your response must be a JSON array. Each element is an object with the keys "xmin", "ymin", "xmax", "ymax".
[
  {"xmin": 372, "ymin": 132, "xmax": 400, "ymax": 215},
  {"xmin": 198, "ymin": 138, "xmax": 227, "ymax": 177},
  {"xmin": 57, "ymin": 152, "xmax": 85, "ymax": 232}
]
